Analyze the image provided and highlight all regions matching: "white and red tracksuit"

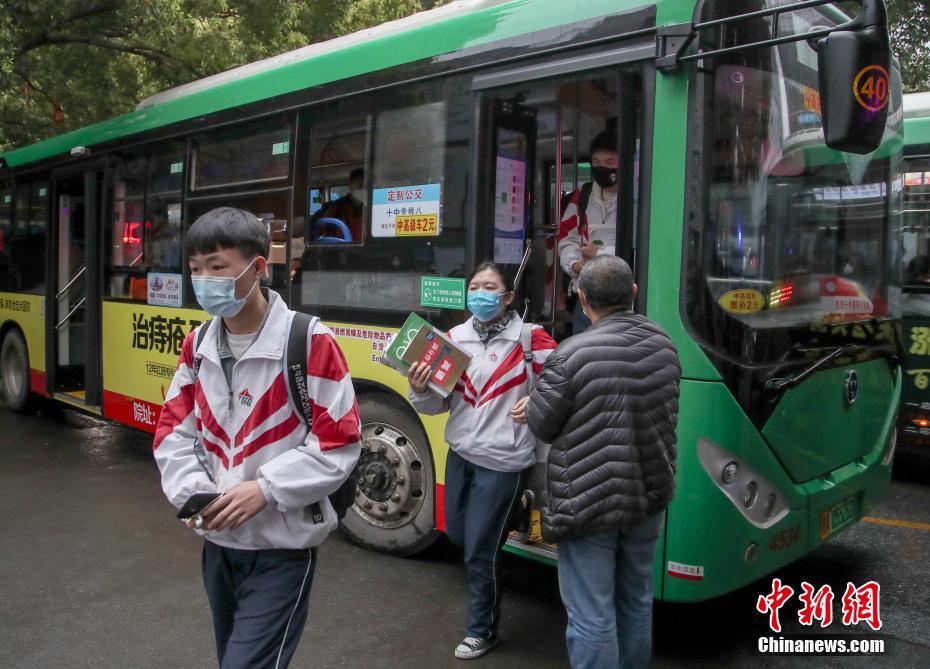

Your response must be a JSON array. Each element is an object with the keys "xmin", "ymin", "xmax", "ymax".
[
  {"xmin": 409, "ymin": 314, "xmax": 556, "ymax": 472},
  {"xmin": 558, "ymin": 182, "xmax": 618, "ymax": 281},
  {"xmin": 153, "ymin": 291, "xmax": 362, "ymax": 550}
]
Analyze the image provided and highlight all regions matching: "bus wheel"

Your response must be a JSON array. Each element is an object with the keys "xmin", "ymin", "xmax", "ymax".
[
  {"xmin": 340, "ymin": 393, "xmax": 440, "ymax": 556},
  {"xmin": 0, "ymin": 329, "xmax": 33, "ymax": 412}
]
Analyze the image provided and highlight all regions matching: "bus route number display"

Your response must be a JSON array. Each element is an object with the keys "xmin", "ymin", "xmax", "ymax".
[{"xmin": 372, "ymin": 183, "xmax": 441, "ymax": 237}]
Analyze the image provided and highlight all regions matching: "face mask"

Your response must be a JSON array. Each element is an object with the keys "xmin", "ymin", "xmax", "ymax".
[
  {"xmin": 352, "ymin": 189, "xmax": 367, "ymax": 204},
  {"xmin": 467, "ymin": 290, "xmax": 504, "ymax": 322},
  {"xmin": 191, "ymin": 259, "xmax": 258, "ymax": 317},
  {"xmin": 843, "ymin": 262, "xmax": 854, "ymax": 275},
  {"xmin": 592, "ymin": 166, "xmax": 618, "ymax": 190}
]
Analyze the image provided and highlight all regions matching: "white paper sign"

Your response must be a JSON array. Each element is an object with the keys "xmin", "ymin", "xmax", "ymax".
[
  {"xmin": 147, "ymin": 273, "xmax": 183, "ymax": 308},
  {"xmin": 371, "ymin": 183, "xmax": 441, "ymax": 237}
]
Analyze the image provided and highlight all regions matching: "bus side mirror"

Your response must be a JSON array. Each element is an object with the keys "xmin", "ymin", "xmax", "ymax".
[{"xmin": 814, "ymin": 1, "xmax": 891, "ymax": 155}]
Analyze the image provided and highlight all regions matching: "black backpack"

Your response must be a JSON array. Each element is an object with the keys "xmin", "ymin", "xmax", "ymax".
[{"xmin": 194, "ymin": 312, "xmax": 359, "ymax": 522}]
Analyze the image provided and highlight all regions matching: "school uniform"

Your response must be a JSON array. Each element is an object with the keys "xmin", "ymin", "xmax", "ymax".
[{"xmin": 409, "ymin": 313, "xmax": 556, "ymax": 643}]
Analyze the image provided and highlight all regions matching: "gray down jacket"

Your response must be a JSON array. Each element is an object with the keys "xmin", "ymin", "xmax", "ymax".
[{"xmin": 527, "ymin": 311, "xmax": 681, "ymax": 543}]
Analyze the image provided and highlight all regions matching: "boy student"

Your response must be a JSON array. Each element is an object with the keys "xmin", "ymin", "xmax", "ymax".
[{"xmin": 153, "ymin": 207, "xmax": 361, "ymax": 669}]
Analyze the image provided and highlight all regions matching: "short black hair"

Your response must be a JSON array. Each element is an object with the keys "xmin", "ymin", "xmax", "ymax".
[
  {"xmin": 578, "ymin": 255, "xmax": 634, "ymax": 311},
  {"xmin": 349, "ymin": 167, "xmax": 365, "ymax": 182},
  {"xmin": 185, "ymin": 207, "xmax": 269, "ymax": 260},
  {"xmin": 468, "ymin": 261, "xmax": 515, "ymax": 292},
  {"xmin": 590, "ymin": 130, "xmax": 618, "ymax": 156}
]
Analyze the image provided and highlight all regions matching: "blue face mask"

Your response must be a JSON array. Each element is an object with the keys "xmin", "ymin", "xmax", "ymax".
[
  {"xmin": 467, "ymin": 290, "xmax": 504, "ymax": 322},
  {"xmin": 191, "ymin": 259, "xmax": 258, "ymax": 317}
]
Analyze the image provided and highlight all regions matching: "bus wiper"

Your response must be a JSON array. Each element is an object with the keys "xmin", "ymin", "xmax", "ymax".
[{"xmin": 764, "ymin": 343, "xmax": 861, "ymax": 401}]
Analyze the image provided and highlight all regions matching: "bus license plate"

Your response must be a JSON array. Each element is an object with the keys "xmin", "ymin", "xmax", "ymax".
[{"xmin": 820, "ymin": 495, "xmax": 858, "ymax": 540}]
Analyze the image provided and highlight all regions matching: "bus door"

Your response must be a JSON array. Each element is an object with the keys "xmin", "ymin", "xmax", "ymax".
[
  {"xmin": 473, "ymin": 67, "xmax": 644, "ymax": 555},
  {"xmin": 49, "ymin": 168, "xmax": 103, "ymax": 409},
  {"xmin": 473, "ymin": 68, "xmax": 642, "ymax": 342}
]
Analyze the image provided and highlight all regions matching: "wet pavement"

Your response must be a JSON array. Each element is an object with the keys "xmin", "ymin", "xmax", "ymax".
[{"xmin": 1, "ymin": 403, "xmax": 929, "ymax": 668}]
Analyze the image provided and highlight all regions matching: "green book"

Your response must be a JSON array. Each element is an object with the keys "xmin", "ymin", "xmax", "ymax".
[
  {"xmin": 381, "ymin": 313, "xmax": 471, "ymax": 397},
  {"xmin": 380, "ymin": 312, "xmax": 432, "ymax": 373}
]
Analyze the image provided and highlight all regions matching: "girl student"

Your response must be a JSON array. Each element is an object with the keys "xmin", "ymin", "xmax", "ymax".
[{"xmin": 407, "ymin": 262, "xmax": 556, "ymax": 660}]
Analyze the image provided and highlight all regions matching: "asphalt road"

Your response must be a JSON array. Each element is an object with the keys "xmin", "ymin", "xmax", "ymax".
[{"xmin": 1, "ymin": 403, "xmax": 929, "ymax": 668}]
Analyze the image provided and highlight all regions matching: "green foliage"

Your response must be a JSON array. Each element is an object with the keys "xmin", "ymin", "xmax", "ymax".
[
  {"xmin": 887, "ymin": 0, "xmax": 930, "ymax": 93},
  {"xmin": 0, "ymin": 0, "xmax": 443, "ymax": 152}
]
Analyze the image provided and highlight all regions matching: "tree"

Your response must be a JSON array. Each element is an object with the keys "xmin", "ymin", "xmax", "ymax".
[
  {"xmin": 0, "ymin": 0, "xmax": 446, "ymax": 153},
  {"xmin": 887, "ymin": 0, "xmax": 930, "ymax": 93}
]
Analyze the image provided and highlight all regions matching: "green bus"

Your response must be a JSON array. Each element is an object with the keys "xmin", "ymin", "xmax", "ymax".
[
  {"xmin": 900, "ymin": 93, "xmax": 930, "ymax": 446},
  {"xmin": 0, "ymin": 0, "xmax": 901, "ymax": 601}
]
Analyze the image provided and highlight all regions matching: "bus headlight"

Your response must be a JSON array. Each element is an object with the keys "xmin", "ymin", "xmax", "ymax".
[{"xmin": 698, "ymin": 438, "xmax": 789, "ymax": 529}]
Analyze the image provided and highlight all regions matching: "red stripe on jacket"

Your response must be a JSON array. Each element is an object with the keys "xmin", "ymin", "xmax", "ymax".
[
  {"xmin": 233, "ymin": 413, "xmax": 302, "ymax": 467},
  {"xmin": 479, "ymin": 344, "xmax": 525, "ymax": 396},
  {"xmin": 152, "ymin": 331, "xmax": 197, "ymax": 451},
  {"xmin": 477, "ymin": 371, "xmax": 528, "ymax": 407},
  {"xmin": 153, "ymin": 390, "xmax": 195, "ymax": 451},
  {"xmin": 312, "ymin": 398, "xmax": 362, "ymax": 451},
  {"xmin": 308, "ymin": 332, "xmax": 350, "ymax": 382},
  {"xmin": 235, "ymin": 373, "xmax": 290, "ymax": 446},
  {"xmin": 202, "ymin": 436, "xmax": 230, "ymax": 469},
  {"xmin": 195, "ymin": 388, "xmax": 231, "ymax": 447},
  {"xmin": 308, "ymin": 329, "xmax": 361, "ymax": 451}
]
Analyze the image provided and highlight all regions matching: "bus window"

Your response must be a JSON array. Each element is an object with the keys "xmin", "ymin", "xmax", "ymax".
[
  {"xmin": 144, "ymin": 149, "xmax": 184, "ymax": 270},
  {"xmin": 192, "ymin": 116, "xmax": 292, "ymax": 191},
  {"xmin": 902, "ymin": 158, "xmax": 930, "ymax": 316},
  {"xmin": 10, "ymin": 183, "xmax": 48, "ymax": 294},
  {"xmin": 296, "ymin": 89, "xmax": 462, "ymax": 325},
  {"xmin": 685, "ymin": 2, "xmax": 899, "ymax": 363},
  {"xmin": 107, "ymin": 144, "xmax": 185, "ymax": 301},
  {"xmin": 186, "ymin": 191, "xmax": 291, "ymax": 306},
  {"xmin": 306, "ymin": 116, "xmax": 370, "ymax": 245}
]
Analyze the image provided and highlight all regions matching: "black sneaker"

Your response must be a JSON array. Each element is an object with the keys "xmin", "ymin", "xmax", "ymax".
[{"xmin": 454, "ymin": 636, "xmax": 497, "ymax": 660}]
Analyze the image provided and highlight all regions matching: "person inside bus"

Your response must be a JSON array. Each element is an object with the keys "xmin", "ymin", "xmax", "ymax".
[
  {"xmin": 407, "ymin": 262, "xmax": 557, "ymax": 660},
  {"xmin": 152, "ymin": 207, "xmax": 362, "ymax": 669},
  {"xmin": 310, "ymin": 167, "xmax": 365, "ymax": 243},
  {"xmin": 558, "ymin": 129, "xmax": 620, "ymax": 334}
]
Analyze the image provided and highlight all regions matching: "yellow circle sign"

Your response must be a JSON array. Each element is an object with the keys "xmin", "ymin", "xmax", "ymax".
[
  {"xmin": 719, "ymin": 289, "xmax": 765, "ymax": 315},
  {"xmin": 852, "ymin": 65, "xmax": 890, "ymax": 112}
]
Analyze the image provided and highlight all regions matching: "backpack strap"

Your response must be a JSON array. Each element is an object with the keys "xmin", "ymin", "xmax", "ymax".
[
  {"xmin": 192, "ymin": 318, "xmax": 214, "ymax": 379},
  {"xmin": 286, "ymin": 312, "xmax": 327, "ymax": 523},
  {"xmin": 191, "ymin": 319, "xmax": 215, "ymax": 481},
  {"xmin": 520, "ymin": 323, "xmax": 536, "ymax": 392},
  {"xmin": 286, "ymin": 311, "xmax": 318, "ymax": 426}
]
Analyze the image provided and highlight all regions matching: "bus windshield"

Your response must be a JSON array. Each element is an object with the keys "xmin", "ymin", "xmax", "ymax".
[{"xmin": 687, "ymin": 1, "xmax": 901, "ymax": 363}]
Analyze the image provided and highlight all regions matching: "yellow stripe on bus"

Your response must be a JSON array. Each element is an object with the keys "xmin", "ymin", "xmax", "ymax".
[{"xmin": 863, "ymin": 516, "xmax": 930, "ymax": 532}]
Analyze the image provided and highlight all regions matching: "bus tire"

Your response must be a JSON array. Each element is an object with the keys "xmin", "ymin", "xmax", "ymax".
[
  {"xmin": 340, "ymin": 392, "xmax": 440, "ymax": 556},
  {"xmin": 0, "ymin": 329, "xmax": 33, "ymax": 412}
]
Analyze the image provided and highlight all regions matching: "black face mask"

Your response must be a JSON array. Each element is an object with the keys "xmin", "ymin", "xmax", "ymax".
[{"xmin": 592, "ymin": 166, "xmax": 618, "ymax": 190}]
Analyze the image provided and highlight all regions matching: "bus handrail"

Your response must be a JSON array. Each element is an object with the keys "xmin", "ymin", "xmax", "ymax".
[
  {"xmin": 56, "ymin": 265, "xmax": 86, "ymax": 299},
  {"xmin": 55, "ymin": 297, "xmax": 86, "ymax": 332}
]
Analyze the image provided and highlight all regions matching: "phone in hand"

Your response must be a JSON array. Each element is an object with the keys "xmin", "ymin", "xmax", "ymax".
[{"xmin": 176, "ymin": 492, "xmax": 222, "ymax": 520}]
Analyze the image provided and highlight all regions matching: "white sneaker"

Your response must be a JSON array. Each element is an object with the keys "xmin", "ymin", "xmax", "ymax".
[{"xmin": 454, "ymin": 636, "xmax": 497, "ymax": 659}]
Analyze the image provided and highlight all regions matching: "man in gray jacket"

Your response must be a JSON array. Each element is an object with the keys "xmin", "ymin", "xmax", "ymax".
[{"xmin": 526, "ymin": 255, "xmax": 680, "ymax": 669}]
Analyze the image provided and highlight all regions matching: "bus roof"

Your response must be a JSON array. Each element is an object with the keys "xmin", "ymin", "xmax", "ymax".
[{"xmin": 0, "ymin": 0, "xmax": 669, "ymax": 171}]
